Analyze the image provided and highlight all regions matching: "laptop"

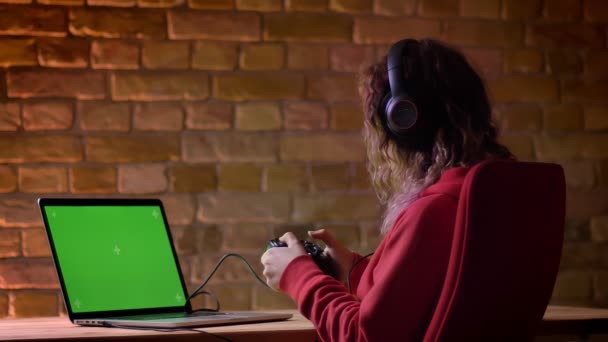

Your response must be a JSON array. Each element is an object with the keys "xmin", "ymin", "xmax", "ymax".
[{"xmin": 38, "ymin": 198, "xmax": 292, "ymax": 328}]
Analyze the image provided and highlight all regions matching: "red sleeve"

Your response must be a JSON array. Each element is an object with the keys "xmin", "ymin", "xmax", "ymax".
[{"xmin": 280, "ymin": 194, "xmax": 457, "ymax": 342}]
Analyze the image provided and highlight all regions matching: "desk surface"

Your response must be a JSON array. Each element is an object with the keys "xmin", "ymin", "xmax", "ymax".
[
  {"xmin": 0, "ymin": 310, "xmax": 314, "ymax": 342},
  {"xmin": 1, "ymin": 306, "xmax": 608, "ymax": 341}
]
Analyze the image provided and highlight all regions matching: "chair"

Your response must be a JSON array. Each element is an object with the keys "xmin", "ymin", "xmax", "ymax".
[{"xmin": 424, "ymin": 160, "xmax": 566, "ymax": 341}]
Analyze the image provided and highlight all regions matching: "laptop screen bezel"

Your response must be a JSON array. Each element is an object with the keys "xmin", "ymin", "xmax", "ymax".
[{"xmin": 38, "ymin": 198, "xmax": 193, "ymax": 320}]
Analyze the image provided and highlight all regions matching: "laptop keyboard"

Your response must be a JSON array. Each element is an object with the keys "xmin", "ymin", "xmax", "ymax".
[{"xmin": 110, "ymin": 311, "xmax": 225, "ymax": 321}]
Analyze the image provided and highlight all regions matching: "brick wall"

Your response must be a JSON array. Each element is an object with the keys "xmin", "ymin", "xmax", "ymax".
[{"xmin": 0, "ymin": 0, "xmax": 606, "ymax": 318}]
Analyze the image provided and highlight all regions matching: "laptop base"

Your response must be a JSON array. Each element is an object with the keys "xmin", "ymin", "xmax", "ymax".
[{"xmin": 76, "ymin": 312, "xmax": 293, "ymax": 328}]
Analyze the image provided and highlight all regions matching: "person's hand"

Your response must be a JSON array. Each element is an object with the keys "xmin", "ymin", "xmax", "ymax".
[
  {"xmin": 261, "ymin": 232, "xmax": 306, "ymax": 291},
  {"xmin": 308, "ymin": 229, "xmax": 354, "ymax": 284}
]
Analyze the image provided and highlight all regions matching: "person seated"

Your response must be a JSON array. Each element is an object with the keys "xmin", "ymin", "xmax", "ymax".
[{"xmin": 261, "ymin": 38, "xmax": 513, "ymax": 341}]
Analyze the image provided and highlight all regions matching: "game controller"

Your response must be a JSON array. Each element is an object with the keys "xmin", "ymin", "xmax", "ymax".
[{"xmin": 265, "ymin": 239, "xmax": 338, "ymax": 279}]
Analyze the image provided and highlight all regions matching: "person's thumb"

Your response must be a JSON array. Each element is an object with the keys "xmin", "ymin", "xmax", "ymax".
[
  {"xmin": 279, "ymin": 232, "xmax": 300, "ymax": 248},
  {"xmin": 308, "ymin": 229, "xmax": 339, "ymax": 248}
]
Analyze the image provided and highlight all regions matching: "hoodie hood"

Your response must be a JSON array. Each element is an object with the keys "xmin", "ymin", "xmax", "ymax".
[{"xmin": 419, "ymin": 167, "xmax": 470, "ymax": 201}]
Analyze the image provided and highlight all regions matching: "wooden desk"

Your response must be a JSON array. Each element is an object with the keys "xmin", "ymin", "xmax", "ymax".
[
  {"xmin": 538, "ymin": 306, "xmax": 608, "ymax": 336},
  {"xmin": 1, "ymin": 306, "xmax": 607, "ymax": 341},
  {"xmin": 0, "ymin": 311, "xmax": 315, "ymax": 342}
]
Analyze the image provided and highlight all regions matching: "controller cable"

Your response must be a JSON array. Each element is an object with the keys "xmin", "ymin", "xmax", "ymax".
[
  {"xmin": 346, "ymin": 252, "xmax": 375, "ymax": 294},
  {"xmin": 186, "ymin": 253, "xmax": 271, "ymax": 313},
  {"xmin": 187, "ymin": 250, "xmax": 375, "ymax": 305},
  {"xmin": 100, "ymin": 254, "xmax": 265, "ymax": 342},
  {"xmin": 104, "ymin": 249, "xmax": 375, "ymax": 341}
]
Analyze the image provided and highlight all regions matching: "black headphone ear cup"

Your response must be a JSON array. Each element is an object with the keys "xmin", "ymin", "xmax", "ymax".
[
  {"xmin": 386, "ymin": 97, "xmax": 418, "ymax": 135},
  {"xmin": 380, "ymin": 92, "xmax": 391, "ymax": 118}
]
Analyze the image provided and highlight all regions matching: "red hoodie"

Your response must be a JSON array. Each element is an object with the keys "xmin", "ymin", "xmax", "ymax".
[{"xmin": 280, "ymin": 167, "xmax": 469, "ymax": 342}]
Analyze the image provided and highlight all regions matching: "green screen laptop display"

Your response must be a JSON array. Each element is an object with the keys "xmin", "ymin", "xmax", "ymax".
[{"xmin": 44, "ymin": 205, "xmax": 186, "ymax": 313}]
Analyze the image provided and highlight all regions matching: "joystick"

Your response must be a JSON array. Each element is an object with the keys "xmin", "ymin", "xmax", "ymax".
[{"xmin": 265, "ymin": 239, "xmax": 338, "ymax": 279}]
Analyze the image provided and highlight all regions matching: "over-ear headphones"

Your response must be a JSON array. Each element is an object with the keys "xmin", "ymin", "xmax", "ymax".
[{"xmin": 380, "ymin": 39, "xmax": 419, "ymax": 136}]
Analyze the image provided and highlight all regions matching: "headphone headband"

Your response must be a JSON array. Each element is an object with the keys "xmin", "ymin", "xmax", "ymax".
[
  {"xmin": 387, "ymin": 39, "xmax": 412, "ymax": 98},
  {"xmin": 382, "ymin": 39, "xmax": 419, "ymax": 136}
]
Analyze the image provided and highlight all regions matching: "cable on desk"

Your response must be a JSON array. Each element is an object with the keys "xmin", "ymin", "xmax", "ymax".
[
  {"xmin": 101, "ymin": 321, "xmax": 233, "ymax": 342},
  {"xmin": 189, "ymin": 290, "xmax": 221, "ymax": 313}
]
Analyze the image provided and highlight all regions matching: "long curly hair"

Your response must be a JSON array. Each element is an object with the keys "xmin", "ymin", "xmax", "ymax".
[{"xmin": 360, "ymin": 39, "xmax": 512, "ymax": 233}]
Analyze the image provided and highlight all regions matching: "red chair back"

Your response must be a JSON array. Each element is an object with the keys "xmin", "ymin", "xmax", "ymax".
[{"xmin": 424, "ymin": 160, "xmax": 566, "ymax": 341}]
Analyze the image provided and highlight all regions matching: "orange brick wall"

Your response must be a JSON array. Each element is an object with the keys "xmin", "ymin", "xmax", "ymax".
[{"xmin": 0, "ymin": 0, "xmax": 607, "ymax": 317}]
